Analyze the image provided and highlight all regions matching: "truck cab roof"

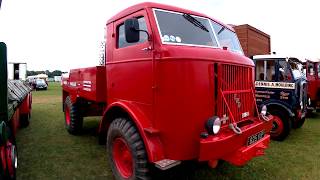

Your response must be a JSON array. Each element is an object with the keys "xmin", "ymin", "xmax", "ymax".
[
  {"xmin": 107, "ymin": 2, "xmax": 235, "ymax": 32},
  {"xmin": 305, "ymin": 58, "xmax": 320, "ymax": 63},
  {"xmin": 253, "ymin": 54, "xmax": 304, "ymax": 62}
]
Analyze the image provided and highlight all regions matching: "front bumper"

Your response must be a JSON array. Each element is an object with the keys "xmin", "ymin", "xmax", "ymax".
[{"xmin": 199, "ymin": 116, "xmax": 273, "ymax": 166}]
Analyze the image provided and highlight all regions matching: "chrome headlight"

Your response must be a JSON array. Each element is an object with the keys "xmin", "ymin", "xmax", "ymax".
[
  {"xmin": 205, "ymin": 116, "xmax": 221, "ymax": 135},
  {"xmin": 261, "ymin": 105, "xmax": 267, "ymax": 116}
]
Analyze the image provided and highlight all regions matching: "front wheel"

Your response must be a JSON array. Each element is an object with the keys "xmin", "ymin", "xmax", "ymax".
[
  {"xmin": 269, "ymin": 109, "xmax": 291, "ymax": 141},
  {"xmin": 107, "ymin": 118, "xmax": 150, "ymax": 180},
  {"xmin": 292, "ymin": 117, "xmax": 306, "ymax": 129}
]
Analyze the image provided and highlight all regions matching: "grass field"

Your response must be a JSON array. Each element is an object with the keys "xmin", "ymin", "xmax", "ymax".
[{"xmin": 17, "ymin": 83, "xmax": 320, "ymax": 179}]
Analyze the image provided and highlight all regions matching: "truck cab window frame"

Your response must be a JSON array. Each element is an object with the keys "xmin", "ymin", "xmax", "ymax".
[
  {"xmin": 117, "ymin": 16, "xmax": 148, "ymax": 49},
  {"xmin": 278, "ymin": 60, "xmax": 293, "ymax": 82},
  {"xmin": 255, "ymin": 59, "xmax": 276, "ymax": 81},
  {"xmin": 308, "ymin": 63, "xmax": 315, "ymax": 76}
]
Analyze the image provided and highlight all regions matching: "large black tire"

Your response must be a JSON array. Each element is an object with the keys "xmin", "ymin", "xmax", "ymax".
[
  {"xmin": 269, "ymin": 109, "xmax": 291, "ymax": 141},
  {"xmin": 64, "ymin": 96, "xmax": 83, "ymax": 135},
  {"xmin": 19, "ymin": 113, "xmax": 30, "ymax": 128},
  {"xmin": 292, "ymin": 117, "xmax": 306, "ymax": 129},
  {"xmin": 107, "ymin": 118, "xmax": 150, "ymax": 180}
]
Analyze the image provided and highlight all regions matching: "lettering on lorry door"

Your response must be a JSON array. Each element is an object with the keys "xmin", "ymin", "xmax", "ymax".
[{"xmin": 255, "ymin": 81, "xmax": 295, "ymax": 90}]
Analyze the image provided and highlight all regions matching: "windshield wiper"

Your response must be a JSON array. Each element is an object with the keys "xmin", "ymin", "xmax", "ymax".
[
  {"xmin": 217, "ymin": 26, "xmax": 225, "ymax": 35},
  {"xmin": 182, "ymin": 13, "xmax": 209, "ymax": 32}
]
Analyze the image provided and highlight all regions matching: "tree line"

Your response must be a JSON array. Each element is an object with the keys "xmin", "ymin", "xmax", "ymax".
[{"xmin": 27, "ymin": 70, "xmax": 67, "ymax": 78}]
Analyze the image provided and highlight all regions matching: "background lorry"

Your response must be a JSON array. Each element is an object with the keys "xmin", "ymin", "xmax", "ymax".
[
  {"xmin": 233, "ymin": 25, "xmax": 308, "ymax": 141},
  {"xmin": 303, "ymin": 59, "xmax": 320, "ymax": 113},
  {"xmin": 0, "ymin": 42, "xmax": 32, "ymax": 179},
  {"xmin": 62, "ymin": 3, "xmax": 273, "ymax": 179},
  {"xmin": 253, "ymin": 55, "xmax": 307, "ymax": 141}
]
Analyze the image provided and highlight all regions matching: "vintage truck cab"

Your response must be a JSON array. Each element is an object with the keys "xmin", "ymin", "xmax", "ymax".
[
  {"xmin": 253, "ymin": 54, "xmax": 307, "ymax": 141},
  {"xmin": 62, "ymin": 3, "xmax": 273, "ymax": 179},
  {"xmin": 303, "ymin": 59, "xmax": 320, "ymax": 113}
]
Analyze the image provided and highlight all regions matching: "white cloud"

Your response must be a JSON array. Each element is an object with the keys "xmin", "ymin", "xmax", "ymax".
[{"xmin": 0, "ymin": 0, "xmax": 319, "ymax": 71}]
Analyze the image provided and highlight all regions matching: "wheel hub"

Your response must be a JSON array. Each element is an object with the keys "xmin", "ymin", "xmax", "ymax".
[
  {"xmin": 112, "ymin": 137, "xmax": 133, "ymax": 178},
  {"xmin": 270, "ymin": 115, "xmax": 284, "ymax": 137},
  {"xmin": 65, "ymin": 107, "xmax": 71, "ymax": 126}
]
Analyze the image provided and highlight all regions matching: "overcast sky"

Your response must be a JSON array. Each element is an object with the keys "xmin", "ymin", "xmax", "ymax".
[{"xmin": 0, "ymin": 0, "xmax": 319, "ymax": 71}]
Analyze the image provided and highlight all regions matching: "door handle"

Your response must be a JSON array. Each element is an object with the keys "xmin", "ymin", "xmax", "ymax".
[{"xmin": 141, "ymin": 46, "xmax": 152, "ymax": 51}]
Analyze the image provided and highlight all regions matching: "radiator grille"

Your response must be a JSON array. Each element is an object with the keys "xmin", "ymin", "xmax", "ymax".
[{"xmin": 216, "ymin": 64, "xmax": 255, "ymax": 126}]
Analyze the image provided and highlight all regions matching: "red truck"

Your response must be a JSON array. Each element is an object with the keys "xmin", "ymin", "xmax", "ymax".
[
  {"xmin": 62, "ymin": 2, "xmax": 273, "ymax": 179},
  {"xmin": 1, "ymin": 42, "xmax": 33, "ymax": 179},
  {"xmin": 304, "ymin": 59, "xmax": 320, "ymax": 113}
]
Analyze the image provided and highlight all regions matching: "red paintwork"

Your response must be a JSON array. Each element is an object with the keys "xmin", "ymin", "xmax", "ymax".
[
  {"xmin": 112, "ymin": 137, "xmax": 133, "ymax": 178},
  {"xmin": 9, "ymin": 92, "xmax": 32, "ymax": 136},
  {"xmin": 0, "ymin": 146, "xmax": 6, "ymax": 172},
  {"xmin": 199, "ymin": 119, "xmax": 272, "ymax": 163},
  {"xmin": 6, "ymin": 141, "xmax": 15, "ymax": 178},
  {"xmin": 11, "ymin": 109, "xmax": 20, "ymax": 137},
  {"xmin": 20, "ymin": 94, "xmax": 31, "ymax": 115},
  {"xmin": 305, "ymin": 60, "xmax": 320, "ymax": 109},
  {"xmin": 62, "ymin": 2, "xmax": 272, "ymax": 167}
]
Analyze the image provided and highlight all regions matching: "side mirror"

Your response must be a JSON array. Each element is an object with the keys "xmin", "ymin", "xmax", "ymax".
[{"xmin": 125, "ymin": 18, "xmax": 140, "ymax": 43}]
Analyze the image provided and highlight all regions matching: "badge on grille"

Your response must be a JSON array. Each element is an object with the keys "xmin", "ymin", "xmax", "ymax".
[
  {"xmin": 242, "ymin": 112, "xmax": 249, "ymax": 118},
  {"xmin": 234, "ymin": 94, "xmax": 241, "ymax": 108}
]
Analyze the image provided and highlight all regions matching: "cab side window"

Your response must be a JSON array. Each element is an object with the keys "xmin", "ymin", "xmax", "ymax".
[
  {"xmin": 266, "ymin": 61, "xmax": 276, "ymax": 81},
  {"xmin": 308, "ymin": 64, "xmax": 314, "ymax": 76},
  {"xmin": 278, "ymin": 61, "xmax": 292, "ymax": 81},
  {"xmin": 256, "ymin": 60, "xmax": 265, "ymax": 80},
  {"xmin": 117, "ymin": 17, "xmax": 148, "ymax": 48},
  {"xmin": 255, "ymin": 60, "xmax": 276, "ymax": 81}
]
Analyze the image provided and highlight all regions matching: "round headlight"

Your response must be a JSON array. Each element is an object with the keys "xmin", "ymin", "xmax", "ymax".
[
  {"xmin": 205, "ymin": 116, "xmax": 221, "ymax": 135},
  {"xmin": 213, "ymin": 118, "xmax": 221, "ymax": 134},
  {"xmin": 261, "ymin": 105, "xmax": 267, "ymax": 116}
]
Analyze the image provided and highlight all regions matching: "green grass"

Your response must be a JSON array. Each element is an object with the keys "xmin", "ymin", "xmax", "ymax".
[{"xmin": 16, "ymin": 83, "xmax": 320, "ymax": 179}]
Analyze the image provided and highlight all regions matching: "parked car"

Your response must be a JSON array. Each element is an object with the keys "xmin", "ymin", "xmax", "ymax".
[{"xmin": 35, "ymin": 79, "xmax": 47, "ymax": 90}]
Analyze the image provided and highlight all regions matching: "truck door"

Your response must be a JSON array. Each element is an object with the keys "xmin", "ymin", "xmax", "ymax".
[{"xmin": 109, "ymin": 10, "xmax": 154, "ymax": 106}]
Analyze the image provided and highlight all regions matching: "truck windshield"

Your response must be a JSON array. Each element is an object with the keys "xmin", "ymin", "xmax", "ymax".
[
  {"xmin": 153, "ymin": 9, "xmax": 218, "ymax": 47},
  {"xmin": 211, "ymin": 21, "xmax": 244, "ymax": 55},
  {"xmin": 153, "ymin": 9, "xmax": 244, "ymax": 55}
]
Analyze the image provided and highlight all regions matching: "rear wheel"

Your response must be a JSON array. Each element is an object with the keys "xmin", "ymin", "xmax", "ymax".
[
  {"xmin": 19, "ymin": 113, "xmax": 30, "ymax": 128},
  {"xmin": 64, "ymin": 96, "xmax": 83, "ymax": 135},
  {"xmin": 107, "ymin": 118, "xmax": 150, "ymax": 180},
  {"xmin": 269, "ymin": 109, "xmax": 291, "ymax": 141}
]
